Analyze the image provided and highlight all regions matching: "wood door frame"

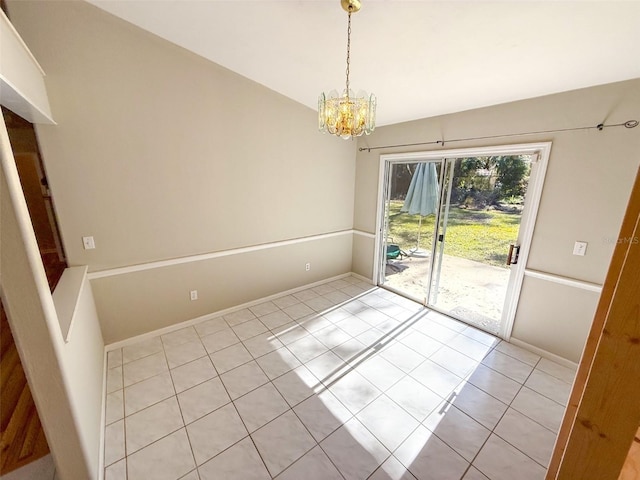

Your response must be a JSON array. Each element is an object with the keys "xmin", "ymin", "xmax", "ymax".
[{"xmin": 547, "ymin": 167, "xmax": 640, "ymax": 479}]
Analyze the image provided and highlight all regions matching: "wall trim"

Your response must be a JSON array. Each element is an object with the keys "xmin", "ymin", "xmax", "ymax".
[
  {"xmin": 353, "ymin": 229, "xmax": 376, "ymax": 239},
  {"xmin": 98, "ymin": 350, "xmax": 107, "ymax": 480},
  {"xmin": 524, "ymin": 269, "xmax": 603, "ymax": 293},
  {"xmin": 350, "ymin": 272, "xmax": 374, "ymax": 284},
  {"xmin": 104, "ymin": 272, "xmax": 372, "ymax": 351},
  {"xmin": 89, "ymin": 229, "xmax": 355, "ymax": 280},
  {"xmin": 510, "ymin": 337, "xmax": 579, "ymax": 370}
]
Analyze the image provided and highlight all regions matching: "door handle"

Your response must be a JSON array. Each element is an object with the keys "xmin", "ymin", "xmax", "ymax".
[
  {"xmin": 507, "ymin": 244, "xmax": 521, "ymax": 265},
  {"xmin": 438, "ymin": 234, "xmax": 444, "ymax": 242}
]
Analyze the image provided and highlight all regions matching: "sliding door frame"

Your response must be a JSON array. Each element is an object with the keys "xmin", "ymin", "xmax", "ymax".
[{"xmin": 374, "ymin": 142, "xmax": 552, "ymax": 340}]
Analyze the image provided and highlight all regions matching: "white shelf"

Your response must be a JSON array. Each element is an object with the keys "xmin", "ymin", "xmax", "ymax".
[{"xmin": 52, "ymin": 266, "xmax": 88, "ymax": 343}]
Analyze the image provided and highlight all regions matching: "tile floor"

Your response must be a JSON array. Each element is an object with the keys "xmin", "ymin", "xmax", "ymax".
[{"xmin": 103, "ymin": 276, "xmax": 576, "ymax": 480}]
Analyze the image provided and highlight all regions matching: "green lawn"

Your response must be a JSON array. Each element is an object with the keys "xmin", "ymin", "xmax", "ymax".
[{"xmin": 387, "ymin": 200, "xmax": 521, "ymax": 268}]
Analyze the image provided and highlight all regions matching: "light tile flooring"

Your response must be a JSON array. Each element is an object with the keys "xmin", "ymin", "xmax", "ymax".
[{"xmin": 103, "ymin": 276, "xmax": 576, "ymax": 480}]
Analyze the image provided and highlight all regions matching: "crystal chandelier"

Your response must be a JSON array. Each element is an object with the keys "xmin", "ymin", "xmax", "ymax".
[{"xmin": 318, "ymin": 0, "xmax": 376, "ymax": 140}]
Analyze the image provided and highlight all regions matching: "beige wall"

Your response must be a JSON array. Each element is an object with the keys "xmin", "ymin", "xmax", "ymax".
[
  {"xmin": 7, "ymin": 1, "xmax": 636, "ymax": 476},
  {"xmin": 8, "ymin": 0, "xmax": 356, "ymax": 271},
  {"xmin": 8, "ymin": 0, "xmax": 356, "ymax": 343},
  {"xmin": 513, "ymin": 277, "xmax": 600, "ymax": 361},
  {"xmin": 57, "ymin": 273, "xmax": 105, "ymax": 478},
  {"xmin": 352, "ymin": 233, "xmax": 375, "ymax": 281},
  {"xmin": 9, "ymin": 1, "xmax": 639, "ymax": 363},
  {"xmin": 93, "ymin": 234, "xmax": 352, "ymax": 343},
  {"xmin": 353, "ymin": 79, "xmax": 640, "ymax": 362},
  {"xmin": 1, "ymin": 117, "xmax": 104, "ymax": 479}
]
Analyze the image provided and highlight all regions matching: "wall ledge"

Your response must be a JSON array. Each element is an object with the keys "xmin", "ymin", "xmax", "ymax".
[
  {"xmin": 0, "ymin": 10, "xmax": 55, "ymax": 124},
  {"xmin": 524, "ymin": 269, "xmax": 602, "ymax": 293},
  {"xmin": 353, "ymin": 229, "xmax": 376, "ymax": 238},
  {"xmin": 53, "ymin": 265, "xmax": 88, "ymax": 343}
]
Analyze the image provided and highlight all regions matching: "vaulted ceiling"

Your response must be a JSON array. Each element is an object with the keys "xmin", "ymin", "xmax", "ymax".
[{"xmin": 87, "ymin": 1, "xmax": 640, "ymax": 126}]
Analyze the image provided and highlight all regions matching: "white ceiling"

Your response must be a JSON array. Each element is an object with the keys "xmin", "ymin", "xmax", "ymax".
[{"xmin": 87, "ymin": 1, "xmax": 640, "ymax": 126}]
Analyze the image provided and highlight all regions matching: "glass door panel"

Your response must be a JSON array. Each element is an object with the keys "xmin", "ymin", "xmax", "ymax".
[
  {"xmin": 381, "ymin": 161, "xmax": 442, "ymax": 302},
  {"xmin": 429, "ymin": 155, "xmax": 533, "ymax": 333}
]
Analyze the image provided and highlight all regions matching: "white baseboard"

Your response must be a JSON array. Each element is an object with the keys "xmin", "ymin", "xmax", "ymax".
[
  {"xmin": 98, "ymin": 350, "xmax": 107, "ymax": 480},
  {"xmin": 105, "ymin": 272, "xmax": 359, "ymax": 351},
  {"xmin": 509, "ymin": 337, "xmax": 579, "ymax": 370},
  {"xmin": 350, "ymin": 272, "xmax": 374, "ymax": 285}
]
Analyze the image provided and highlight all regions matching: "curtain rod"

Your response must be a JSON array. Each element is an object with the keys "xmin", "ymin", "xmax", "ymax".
[{"xmin": 358, "ymin": 119, "xmax": 639, "ymax": 153}]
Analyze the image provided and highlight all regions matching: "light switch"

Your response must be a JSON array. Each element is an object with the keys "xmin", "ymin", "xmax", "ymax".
[
  {"xmin": 573, "ymin": 241, "xmax": 587, "ymax": 256},
  {"xmin": 82, "ymin": 236, "xmax": 95, "ymax": 250}
]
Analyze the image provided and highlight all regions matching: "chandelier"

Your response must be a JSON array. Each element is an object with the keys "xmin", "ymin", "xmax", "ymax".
[{"xmin": 318, "ymin": 0, "xmax": 376, "ymax": 140}]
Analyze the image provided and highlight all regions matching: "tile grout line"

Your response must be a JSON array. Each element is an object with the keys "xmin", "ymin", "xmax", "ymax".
[
  {"xmin": 296, "ymin": 303, "xmax": 459, "ymax": 478},
  {"xmin": 121, "ymin": 358, "xmax": 128, "ymax": 480},
  {"xmin": 104, "ymin": 280, "xmax": 572, "ymax": 480},
  {"xmin": 103, "ymin": 280, "xmax": 357, "ymax": 477},
  {"xmin": 247, "ymin": 290, "xmax": 401, "ymax": 477},
  {"xmin": 160, "ymin": 337, "xmax": 199, "ymax": 476},
  {"xmin": 502, "ymin": 352, "xmax": 568, "ymax": 436},
  {"xmin": 116, "ymin": 338, "xmax": 187, "ymax": 474},
  {"xmin": 209, "ymin": 346, "xmax": 274, "ymax": 479},
  {"xmin": 274, "ymin": 284, "xmax": 364, "ymax": 480},
  {"xmin": 187, "ymin": 292, "xmax": 357, "ymax": 477},
  {"xmin": 490, "ymin": 355, "xmax": 562, "ymax": 470},
  {"xmin": 476, "ymin": 354, "xmax": 555, "ymax": 474},
  {"xmin": 455, "ymin": 342, "xmax": 533, "ymax": 479},
  {"xmin": 386, "ymin": 329, "xmax": 518, "ymax": 480}
]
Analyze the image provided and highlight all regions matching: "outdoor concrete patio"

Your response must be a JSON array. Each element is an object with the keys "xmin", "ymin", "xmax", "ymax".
[{"xmin": 384, "ymin": 253, "xmax": 511, "ymax": 334}]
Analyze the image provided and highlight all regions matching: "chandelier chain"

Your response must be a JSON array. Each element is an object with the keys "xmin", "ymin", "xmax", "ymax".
[{"xmin": 345, "ymin": 11, "xmax": 352, "ymax": 96}]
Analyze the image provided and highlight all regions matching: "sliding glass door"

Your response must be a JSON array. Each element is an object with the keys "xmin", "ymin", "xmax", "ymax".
[
  {"xmin": 381, "ymin": 160, "xmax": 442, "ymax": 301},
  {"xmin": 378, "ymin": 144, "xmax": 549, "ymax": 337}
]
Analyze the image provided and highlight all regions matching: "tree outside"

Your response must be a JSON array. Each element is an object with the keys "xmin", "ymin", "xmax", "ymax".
[{"xmin": 387, "ymin": 156, "xmax": 532, "ymax": 268}]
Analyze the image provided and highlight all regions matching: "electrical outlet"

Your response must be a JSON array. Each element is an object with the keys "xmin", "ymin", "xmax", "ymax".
[
  {"xmin": 305, "ymin": 262, "xmax": 311, "ymax": 271},
  {"xmin": 573, "ymin": 241, "xmax": 587, "ymax": 256},
  {"xmin": 190, "ymin": 290, "xmax": 198, "ymax": 301},
  {"xmin": 82, "ymin": 236, "xmax": 95, "ymax": 250}
]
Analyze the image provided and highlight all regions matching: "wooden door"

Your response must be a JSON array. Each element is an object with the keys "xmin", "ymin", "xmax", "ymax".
[
  {"xmin": 547, "ymin": 167, "xmax": 640, "ymax": 479},
  {"xmin": 0, "ymin": 300, "xmax": 50, "ymax": 474},
  {"xmin": 618, "ymin": 428, "xmax": 640, "ymax": 480}
]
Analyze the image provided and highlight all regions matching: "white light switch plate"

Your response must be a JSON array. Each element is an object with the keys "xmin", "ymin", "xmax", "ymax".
[
  {"xmin": 82, "ymin": 236, "xmax": 95, "ymax": 250},
  {"xmin": 573, "ymin": 241, "xmax": 587, "ymax": 256}
]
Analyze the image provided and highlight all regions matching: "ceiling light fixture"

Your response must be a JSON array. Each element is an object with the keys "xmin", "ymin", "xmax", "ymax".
[{"xmin": 318, "ymin": 0, "xmax": 376, "ymax": 140}]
